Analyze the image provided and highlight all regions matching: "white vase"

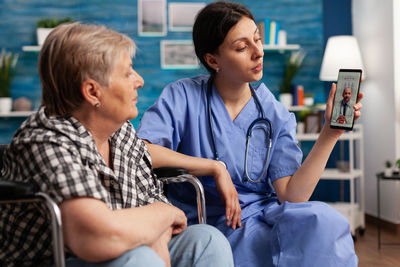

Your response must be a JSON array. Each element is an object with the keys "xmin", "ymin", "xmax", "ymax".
[
  {"xmin": 0, "ymin": 97, "xmax": 12, "ymax": 114},
  {"xmin": 304, "ymin": 97, "xmax": 314, "ymax": 106},
  {"xmin": 279, "ymin": 93, "xmax": 293, "ymax": 109},
  {"xmin": 37, "ymin": 28, "xmax": 54, "ymax": 46},
  {"xmin": 297, "ymin": 122, "xmax": 305, "ymax": 134},
  {"xmin": 384, "ymin": 168, "xmax": 393, "ymax": 177}
]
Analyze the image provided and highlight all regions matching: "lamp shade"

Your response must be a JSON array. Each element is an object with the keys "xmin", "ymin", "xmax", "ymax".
[{"xmin": 319, "ymin": 35, "xmax": 366, "ymax": 81}]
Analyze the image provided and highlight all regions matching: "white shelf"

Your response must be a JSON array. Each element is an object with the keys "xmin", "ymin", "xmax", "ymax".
[
  {"xmin": 0, "ymin": 111, "xmax": 35, "ymax": 117},
  {"xmin": 296, "ymin": 132, "xmax": 319, "ymax": 140},
  {"xmin": 288, "ymin": 104, "xmax": 326, "ymax": 112},
  {"xmin": 328, "ymin": 202, "xmax": 360, "ymax": 215},
  {"xmin": 296, "ymin": 124, "xmax": 362, "ymax": 141},
  {"xmin": 321, "ymin": 169, "xmax": 363, "ymax": 180},
  {"xmin": 326, "ymin": 202, "xmax": 363, "ymax": 235},
  {"xmin": 22, "ymin": 45, "xmax": 41, "ymax": 52},
  {"xmin": 24, "ymin": 44, "xmax": 300, "ymax": 53},
  {"xmin": 263, "ymin": 44, "xmax": 300, "ymax": 52}
]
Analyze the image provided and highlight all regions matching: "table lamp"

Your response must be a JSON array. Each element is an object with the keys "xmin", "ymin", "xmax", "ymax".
[{"xmin": 320, "ymin": 35, "xmax": 366, "ymax": 81}]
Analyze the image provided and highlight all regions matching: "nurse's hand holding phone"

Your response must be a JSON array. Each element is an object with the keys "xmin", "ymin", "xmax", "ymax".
[{"xmin": 325, "ymin": 70, "xmax": 363, "ymax": 136}]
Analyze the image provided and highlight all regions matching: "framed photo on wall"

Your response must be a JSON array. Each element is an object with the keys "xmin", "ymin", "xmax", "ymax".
[
  {"xmin": 138, "ymin": 0, "xmax": 167, "ymax": 36},
  {"xmin": 160, "ymin": 40, "xmax": 199, "ymax": 69},
  {"xmin": 168, "ymin": 2, "xmax": 206, "ymax": 31},
  {"xmin": 304, "ymin": 113, "xmax": 322, "ymax": 133}
]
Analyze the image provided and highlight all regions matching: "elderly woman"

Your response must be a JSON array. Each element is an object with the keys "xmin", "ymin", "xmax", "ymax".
[{"xmin": 0, "ymin": 22, "xmax": 233, "ymax": 267}]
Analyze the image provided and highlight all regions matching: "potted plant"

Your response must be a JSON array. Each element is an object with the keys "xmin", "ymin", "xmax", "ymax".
[
  {"xmin": 384, "ymin": 160, "xmax": 393, "ymax": 177},
  {"xmin": 296, "ymin": 109, "xmax": 310, "ymax": 134},
  {"xmin": 0, "ymin": 49, "xmax": 18, "ymax": 114},
  {"xmin": 279, "ymin": 50, "xmax": 306, "ymax": 108},
  {"xmin": 36, "ymin": 17, "xmax": 75, "ymax": 46},
  {"xmin": 393, "ymin": 159, "xmax": 400, "ymax": 176}
]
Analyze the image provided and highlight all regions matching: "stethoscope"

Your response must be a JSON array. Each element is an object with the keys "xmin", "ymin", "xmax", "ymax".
[{"xmin": 207, "ymin": 77, "xmax": 273, "ymax": 183}]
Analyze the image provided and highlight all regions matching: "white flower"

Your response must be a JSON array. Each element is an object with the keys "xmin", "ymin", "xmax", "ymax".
[
  {"xmin": 0, "ymin": 48, "xmax": 19, "ymax": 71},
  {"xmin": 289, "ymin": 50, "xmax": 306, "ymax": 67}
]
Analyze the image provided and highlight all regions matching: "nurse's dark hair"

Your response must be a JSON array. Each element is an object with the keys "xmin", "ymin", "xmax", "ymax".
[{"xmin": 192, "ymin": 1, "xmax": 254, "ymax": 75}]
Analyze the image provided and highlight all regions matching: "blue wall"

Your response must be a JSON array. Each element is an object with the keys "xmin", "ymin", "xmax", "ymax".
[{"xmin": 0, "ymin": 0, "xmax": 324, "ymax": 143}]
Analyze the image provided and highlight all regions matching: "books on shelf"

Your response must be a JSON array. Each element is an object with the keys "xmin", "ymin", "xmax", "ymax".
[
  {"xmin": 258, "ymin": 20, "xmax": 265, "ymax": 44},
  {"xmin": 269, "ymin": 20, "xmax": 280, "ymax": 45},
  {"xmin": 257, "ymin": 19, "xmax": 281, "ymax": 46},
  {"xmin": 264, "ymin": 18, "xmax": 270, "ymax": 44},
  {"xmin": 292, "ymin": 85, "xmax": 304, "ymax": 106}
]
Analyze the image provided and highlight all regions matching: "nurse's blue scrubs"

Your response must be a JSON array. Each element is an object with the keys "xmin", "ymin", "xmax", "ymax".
[{"xmin": 137, "ymin": 75, "xmax": 357, "ymax": 267}]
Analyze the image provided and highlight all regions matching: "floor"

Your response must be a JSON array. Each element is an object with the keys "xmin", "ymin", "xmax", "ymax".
[{"xmin": 355, "ymin": 221, "xmax": 400, "ymax": 266}]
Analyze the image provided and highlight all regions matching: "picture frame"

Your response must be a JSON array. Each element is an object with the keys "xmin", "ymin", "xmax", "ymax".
[
  {"xmin": 160, "ymin": 40, "xmax": 200, "ymax": 69},
  {"xmin": 168, "ymin": 2, "xmax": 206, "ymax": 32},
  {"xmin": 304, "ymin": 113, "xmax": 322, "ymax": 133},
  {"xmin": 138, "ymin": 0, "xmax": 167, "ymax": 36}
]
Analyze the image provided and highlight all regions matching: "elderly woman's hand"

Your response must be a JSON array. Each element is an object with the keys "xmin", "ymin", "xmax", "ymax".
[{"xmin": 150, "ymin": 227, "xmax": 172, "ymax": 267}]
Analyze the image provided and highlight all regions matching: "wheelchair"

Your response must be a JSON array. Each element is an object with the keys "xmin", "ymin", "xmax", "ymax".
[{"xmin": 0, "ymin": 144, "xmax": 206, "ymax": 267}]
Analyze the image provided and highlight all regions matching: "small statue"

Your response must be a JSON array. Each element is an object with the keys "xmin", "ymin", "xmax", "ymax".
[{"xmin": 13, "ymin": 97, "xmax": 32, "ymax": 111}]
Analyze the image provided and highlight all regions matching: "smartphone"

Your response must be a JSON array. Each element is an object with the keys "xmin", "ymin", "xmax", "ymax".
[{"xmin": 330, "ymin": 69, "xmax": 362, "ymax": 130}]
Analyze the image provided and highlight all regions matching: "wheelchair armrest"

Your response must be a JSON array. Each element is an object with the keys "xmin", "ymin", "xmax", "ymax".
[
  {"xmin": 0, "ymin": 181, "xmax": 36, "ymax": 200},
  {"xmin": 153, "ymin": 167, "xmax": 188, "ymax": 178},
  {"xmin": 0, "ymin": 180, "xmax": 65, "ymax": 267},
  {"xmin": 153, "ymin": 167, "xmax": 207, "ymax": 224}
]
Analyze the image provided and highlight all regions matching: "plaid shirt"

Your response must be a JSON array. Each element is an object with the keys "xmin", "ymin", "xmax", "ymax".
[{"xmin": 0, "ymin": 107, "xmax": 168, "ymax": 267}]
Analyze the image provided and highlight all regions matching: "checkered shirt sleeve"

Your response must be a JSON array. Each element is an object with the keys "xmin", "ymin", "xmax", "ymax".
[{"xmin": 109, "ymin": 121, "xmax": 169, "ymax": 208}]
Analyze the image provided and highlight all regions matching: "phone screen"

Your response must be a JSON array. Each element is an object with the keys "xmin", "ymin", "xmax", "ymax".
[{"xmin": 330, "ymin": 69, "xmax": 362, "ymax": 130}]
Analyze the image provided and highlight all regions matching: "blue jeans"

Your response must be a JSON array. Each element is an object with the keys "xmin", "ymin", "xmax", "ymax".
[{"xmin": 65, "ymin": 224, "xmax": 233, "ymax": 267}]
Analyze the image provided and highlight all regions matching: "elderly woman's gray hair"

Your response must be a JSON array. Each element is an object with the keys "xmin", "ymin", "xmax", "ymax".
[{"xmin": 39, "ymin": 22, "xmax": 136, "ymax": 116}]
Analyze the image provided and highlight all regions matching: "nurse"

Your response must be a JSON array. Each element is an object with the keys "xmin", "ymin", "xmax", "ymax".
[{"xmin": 137, "ymin": 1, "xmax": 361, "ymax": 266}]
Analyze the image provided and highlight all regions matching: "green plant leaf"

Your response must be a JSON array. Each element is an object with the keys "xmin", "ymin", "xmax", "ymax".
[
  {"xmin": 0, "ymin": 49, "xmax": 18, "ymax": 98},
  {"xmin": 396, "ymin": 159, "xmax": 400, "ymax": 168},
  {"xmin": 280, "ymin": 50, "xmax": 306, "ymax": 94},
  {"xmin": 385, "ymin": 160, "xmax": 392, "ymax": 168},
  {"xmin": 37, "ymin": 17, "xmax": 75, "ymax": 28}
]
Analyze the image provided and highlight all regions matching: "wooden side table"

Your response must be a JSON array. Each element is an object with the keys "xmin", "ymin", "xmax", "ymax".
[{"xmin": 376, "ymin": 172, "xmax": 400, "ymax": 248}]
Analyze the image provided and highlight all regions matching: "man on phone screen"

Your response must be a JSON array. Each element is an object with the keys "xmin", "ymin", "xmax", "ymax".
[{"xmin": 335, "ymin": 87, "xmax": 353, "ymax": 124}]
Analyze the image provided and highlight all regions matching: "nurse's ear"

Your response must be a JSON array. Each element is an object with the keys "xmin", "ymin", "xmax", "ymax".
[{"xmin": 204, "ymin": 53, "xmax": 220, "ymax": 73}]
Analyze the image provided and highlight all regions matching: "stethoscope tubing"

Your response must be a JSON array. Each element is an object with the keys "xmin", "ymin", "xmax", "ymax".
[{"xmin": 206, "ymin": 77, "xmax": 273, "ymax": 183}]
